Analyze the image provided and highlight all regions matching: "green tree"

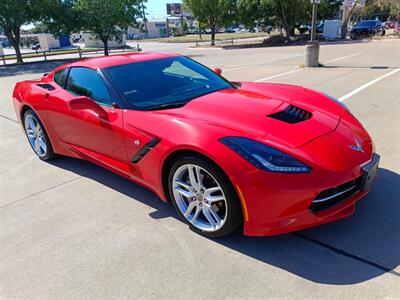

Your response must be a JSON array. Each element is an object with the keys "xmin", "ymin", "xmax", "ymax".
[
  {"xmin": 318, "ymin": 0, "xmax": 343, "ymax": 20},
  {"xmin": 237, "ymin": 0, "xmax": 343, "ymax": 39},
  {"xmin": 236, "ymin": 0, "xmax": 311, "ymax": 40},
  {"xmin": 41, "ymin": 0, "xmax": 82, "ymax": 37},
  {"xmin": 268, "ymin": 0, "xmax": 309, "ymax": 39},
  {"xmin": 0, "ymin": 0, "xmax": 42, "ymax": 63},
  {"xmin": 31, "ymin": 23, "xmax": 50, "ymax": 34},
  {"xmin": 236, "ymin": 0, "xmax": 272, "ymax": 29},
  {"xmin": 42, "ymin": 0, "xmax": 143, "ymax": 56},
  {"xmin": 183, "ymin": 0, "xmax": 236, "ymax": 45},
  {"xmin": 76, "ymin": 0, "xmax": 143, "ymax": 55},
  {"xmin": 362, "ymin": 0, "xmax": 400, "ymax": 18}
]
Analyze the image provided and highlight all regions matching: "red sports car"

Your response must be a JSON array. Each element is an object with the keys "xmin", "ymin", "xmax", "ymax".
[{"xmin": 13, "ymin": 52, "xmax": 379, "ymax": 237}]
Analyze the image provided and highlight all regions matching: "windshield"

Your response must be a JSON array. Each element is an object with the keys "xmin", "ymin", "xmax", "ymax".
[
  {"xmin": 357, "ymin": 21, "xmax": 377, "ymax": 27},
  {"xmin": 103, "ymin": 56, "xmax": 232, "ymax": 110}
]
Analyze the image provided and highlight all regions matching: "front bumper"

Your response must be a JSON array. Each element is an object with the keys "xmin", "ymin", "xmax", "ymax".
[
  {"xmin": 236, "ymin": 162, "xmax": 377, "ymax": 236},
  {"xmin": 230, "ymin": 119, "xmax": 377, "ymax": 236}
]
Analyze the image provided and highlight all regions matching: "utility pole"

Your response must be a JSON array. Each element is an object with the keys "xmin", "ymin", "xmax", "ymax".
[
  {"xmin": 305, "ymin": 0, "xmax": 321, "ymax": 67},
  {"xmin": 141, "ymin": 0, "xmax": 148, "ymax": 39}
]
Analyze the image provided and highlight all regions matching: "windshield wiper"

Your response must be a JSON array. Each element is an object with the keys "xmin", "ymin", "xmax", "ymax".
[{"xmin": 148, "ymin": 101, "xmax": 189, "ymax": 110}]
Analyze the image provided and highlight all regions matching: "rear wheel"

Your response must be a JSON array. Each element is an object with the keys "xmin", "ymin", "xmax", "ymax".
[
  {"xmin": 168, "ymin": 155, "xmax": 242, "ymax": 238},
  {"xmin": 23, "ymin": 109, "xmax": 55, "ymax": 161}
]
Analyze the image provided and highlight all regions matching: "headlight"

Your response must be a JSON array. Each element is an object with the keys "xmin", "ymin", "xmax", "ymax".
[
  {"xmin": 220, "ymin": 137, "xmax": 311, "ymax": 173},
  {"xmin": 322, "ymin": 92, "xmax": 350, "ymax": 111}
]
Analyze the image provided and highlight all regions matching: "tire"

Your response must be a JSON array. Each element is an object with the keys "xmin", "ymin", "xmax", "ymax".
[
  {"xmin": 168, "ymin": 155, "xmax": 242, "ymax": 238},
  {"xmin": 23, "ymin": 109, "xmax": 55, "ymax": 161}
]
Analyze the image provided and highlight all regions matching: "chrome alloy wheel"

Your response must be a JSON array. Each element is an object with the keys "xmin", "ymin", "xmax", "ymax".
[
  {"xmin": 172, "ymin": 164, "xmax": 228, "ymax": 232},
  {"xmin": 24, "ymin": 114, "xmax": 47, "ymax": 157}
]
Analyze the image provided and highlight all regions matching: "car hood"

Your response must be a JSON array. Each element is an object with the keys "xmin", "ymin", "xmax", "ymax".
[{"xmin": 160, "ymin": 82, "xmax": 342, "ymax": 148}]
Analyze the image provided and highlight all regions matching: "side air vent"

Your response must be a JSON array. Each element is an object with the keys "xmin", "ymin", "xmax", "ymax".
[
  {"xmin": 131, "ymin": 138, "xmax": 160, "ymax": 163},
  {"xmin": 36, "ymin": 83, "xmax": 55, "ymax": 91},
  {"xmin": 268, "ymin": 105, "xmax": 312, "ymax": 124}
]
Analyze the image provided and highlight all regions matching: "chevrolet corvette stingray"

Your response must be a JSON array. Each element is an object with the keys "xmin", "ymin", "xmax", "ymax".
[{"xmin": 12, "ymin": 52, "xmax": 379, "ymax": 237}]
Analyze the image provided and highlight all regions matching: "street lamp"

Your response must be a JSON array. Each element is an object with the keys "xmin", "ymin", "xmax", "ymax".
[
  {"xmin": 141, "ymin": 0, "xmax": 149, "ymax": 39},
  {"xmin": 305, "ymin": 0, "xmax": 320, "ymax": 67}
]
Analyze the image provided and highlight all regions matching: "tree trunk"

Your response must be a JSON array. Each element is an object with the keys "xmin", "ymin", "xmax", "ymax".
[
  {"xmin": 341, "ymin": 23, "xmax": 348, "ymax": 39},
  {"xmin": 341, "ymin": 1, "xmax": 359, "ymax": 39},
  {"xmin": 102, "ymin": 38, "xmax": 109, "ymax": 56},
  {"xmin": 210, "ymin": 26, "xmax": 216, "ymax": 46},
  {"xmin": 279, "ymin": 2, "xmax": 291, "ymax": 41},
  {"xmin": 5, "ymin": 28, "xmax": 23, "ymax": 63}
]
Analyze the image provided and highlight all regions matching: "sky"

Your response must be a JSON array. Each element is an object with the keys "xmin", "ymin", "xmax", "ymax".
[{"xmin": 145, "ymin": 0, "xmax": 182, "ymax": 20}]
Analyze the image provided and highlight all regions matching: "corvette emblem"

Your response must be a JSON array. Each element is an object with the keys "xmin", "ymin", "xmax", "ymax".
[{"xmin": 349, "ymin": 137, "xmax": 364, "ymax": 153}]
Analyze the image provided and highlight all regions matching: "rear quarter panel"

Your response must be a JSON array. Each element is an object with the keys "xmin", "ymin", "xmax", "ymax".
[{"xmin": 12, "ymin": 79, "xmax": 75, "ymax": 156}]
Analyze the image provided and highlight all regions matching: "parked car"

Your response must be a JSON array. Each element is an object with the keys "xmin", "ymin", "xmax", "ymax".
[
  {"xmin": 384, "ymin": 21, "xmax": 396, "ymax": 29},
  {"xmin": 31, "ymin": 43, "xmax": 41, "ymax": 51},
  {"xmin": 298, "ymin": 24, "xmax": 311, "ymax": 34},
  {"xmin": 350, "ymin": 20, "xmax": 385, "ymax": 39},
  {"xmin": 316, "ymin": 21, "xmax": 324, "ymax": 33},
  {"xmin": 224, "ymin": 27, "xmax": 235, "ymax": 33},
  {"xmin": 1, "ymin": 39, "xmax": 11, "ymax": 48},
  {"xmin": 394, "ymin": 22, "xmax": 400, "ymax": 37},
  {"xmin": 13, "ymin": 52, "xmax": 379, "ymax": 237},
  {"xmin": 298, "ymin": 22, "xmax": 323, "ymax": 35}
]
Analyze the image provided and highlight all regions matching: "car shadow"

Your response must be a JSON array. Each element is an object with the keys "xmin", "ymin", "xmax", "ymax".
[
  {"xmin": 0, "ymin": 59, "xmax": 76, "ymax": 77},
  {"xmin": 215, "ymin": 167, "xmax": 400, "ymax": 284},
  {"xmin": 49, "ymin": 157, "xmax": 400, "ymax": 285}
]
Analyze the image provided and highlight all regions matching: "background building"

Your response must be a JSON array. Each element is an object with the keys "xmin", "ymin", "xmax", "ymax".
[{"xmin": 128, "ymin": 20, "xmax": 168, "ymax": 39}]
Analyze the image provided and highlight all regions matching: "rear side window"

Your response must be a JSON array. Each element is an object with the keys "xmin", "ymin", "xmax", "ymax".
[
  {"xmin": 53, "ymin": 68, "xmax": 69, "ymax": 88},
  {"xmin": 65, "ymin": 67, "xmax": 112, "ymax": 106}
]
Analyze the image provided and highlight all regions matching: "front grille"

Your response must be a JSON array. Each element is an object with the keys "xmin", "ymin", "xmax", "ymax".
[
  {"xmin": 309, "ymin": 177, "xmax": 362, "ymax": 212},
  {"xmin": 268, "ymin": 105, "xmax": 312, "ymax": 124}
]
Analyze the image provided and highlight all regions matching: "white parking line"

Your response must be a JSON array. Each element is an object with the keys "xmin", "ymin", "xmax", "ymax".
[
  {"xmin": 324, "ymin": 52, "xmax": 362, "ymax": 64},
  {"xmin": 254, "ymin": 52, "xmax": 364, "ymax": 83},
  {"xmin": 223, "ymin": 54, "xmax": 304, "ymax": 72},
  {"xmin": 339, "ymin": 68, "xmax": 400, "ymax": 102},
  {"xmin": 255, "ymin": 69, "xmax": 300, "ymax": 82}
]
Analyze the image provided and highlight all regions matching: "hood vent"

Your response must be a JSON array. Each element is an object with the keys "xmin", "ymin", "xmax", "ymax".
[
  {"xmin": 268, "ymin": 105, "xmax": 312, "ymax": 124},
  {"xmin": 36, "ymin": 83, "xmax": 55, "ymax": 91}
]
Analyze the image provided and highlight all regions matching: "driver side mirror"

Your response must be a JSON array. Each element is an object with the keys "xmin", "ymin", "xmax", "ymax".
[
  {"xmin": 213, "ymin": 67, "xmax": 222, "ymax": 76},
  {"xmin": 69, "ymin": 96, "xmax": 107, "ymax": 119}
]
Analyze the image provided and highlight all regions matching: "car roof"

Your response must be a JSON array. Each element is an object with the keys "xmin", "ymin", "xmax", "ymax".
[{"xmin": 58, "ymin": 51, "xmax": 180, "ymax": 70}]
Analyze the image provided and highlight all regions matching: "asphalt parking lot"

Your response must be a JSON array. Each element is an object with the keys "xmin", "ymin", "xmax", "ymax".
[{"xmin": 1, "ymin": 39, "xmax": 399, "ymax": 299}]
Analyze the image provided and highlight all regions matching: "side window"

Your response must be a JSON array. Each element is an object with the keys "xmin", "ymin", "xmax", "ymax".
[
  {"xmin": 66, "ymin": 67, "xmax": 112, "ymax": 106},
  {"xmin": 53, "ymin": 68, "xmax": 69, "ymax": 88}
]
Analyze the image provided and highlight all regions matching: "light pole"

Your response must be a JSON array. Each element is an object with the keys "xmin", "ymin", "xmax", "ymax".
[
  {"xmin": 141, "ymin": 0, "xmax": 148, "ymax": 39},
  {"xmin": 310, "ymin": 0, "xmax": 319, "ymax": 41},
  {"xmin": 305, "ymin": 0, "xmax": 320, "ymax": 67}
]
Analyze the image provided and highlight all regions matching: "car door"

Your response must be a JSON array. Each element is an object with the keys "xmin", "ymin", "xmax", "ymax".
[{"xmin": 46, "ymin": 67, "xmax": 129, "ymax": 174}]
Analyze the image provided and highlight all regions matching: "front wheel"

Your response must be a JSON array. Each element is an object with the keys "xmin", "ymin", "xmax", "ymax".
[
  {"xmin": 168, "ymin": 155, "xmax": 242, "ymax": 238},
  {"xmin": 23, "ymin": 109, "xmax": 55, "ymax": 161}
]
